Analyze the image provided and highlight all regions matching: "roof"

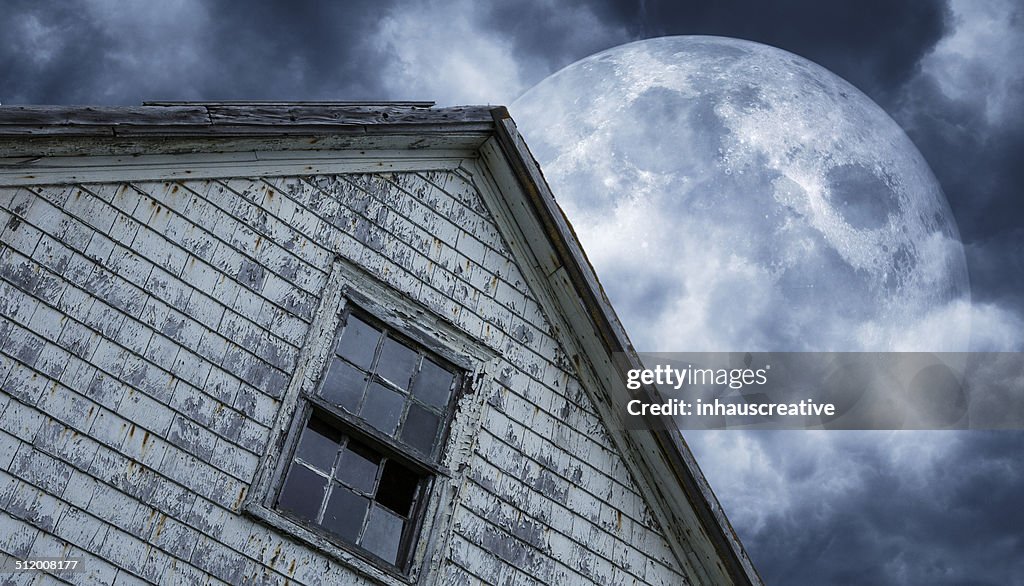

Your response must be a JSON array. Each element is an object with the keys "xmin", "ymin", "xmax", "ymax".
[
  {"xmin": 0, "ymin": 103, "xmax": 496, "ymax": 160},
  {"xmin": 0, "ymin": 102, "xmax": 761, "ymax": 585},
  {"xmin": 0, "ymin": 102, "xmax": 492, "ymax": 134}
]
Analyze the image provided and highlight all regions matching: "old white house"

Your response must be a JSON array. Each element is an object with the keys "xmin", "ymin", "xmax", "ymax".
[{"xmin": 0, "ymin": 103, "xmax": 759, "ymax": 585}]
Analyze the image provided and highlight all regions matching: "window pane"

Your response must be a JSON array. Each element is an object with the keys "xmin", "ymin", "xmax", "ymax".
[
  {"xmin": 295, "ymin": 418, "xmax": 340, "ymax": 472},
  {"xmin": 360, "ymin": 505, "xmax": 404, "ymax": 565},
  {"xmin": 411, "ymin": 358, "xmax": 455, "ymax": 409},
  {"xmin": 376, "ymin": 338, "xmax": 418, "ymax": 390},
  {"xmin": 400, "ymin": 404, "xmax": 440, "ymax": 455},
  {"xmin": 360, "ymin": 382, "xmax": 405, "ymax": 435},
  {"xmin": 320, "ymin": 359, "xmax": 366, "ymax": 413},
  {"xmin": 336, "ymin": 440, "xmax": 380, "ymax": 494},
  {"xmin": 336, "ymin": 315, "xmax": 380, "ymax": 370},
  {"xmin": 322, "ymin": 486, "xmax": 369, "ymax": 544},
  {"xmin": 376, "ymin": 459, "xmax": 420, "ymax": 517},
  {"xmin": 277, "ymin": 464, "xmax": 327, "ymax": 523}
]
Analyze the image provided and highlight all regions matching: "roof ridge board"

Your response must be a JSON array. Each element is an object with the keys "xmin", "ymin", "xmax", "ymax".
[
  {"xmin": 0, "ymin": 105, "xmax": 498, "ymax": 129},
  {"xmin": 142, "ymin": 100, "xmax": 437, "ymax": 107}
]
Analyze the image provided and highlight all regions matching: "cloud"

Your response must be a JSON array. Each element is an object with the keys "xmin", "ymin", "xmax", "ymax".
[
  {"xmin": 579, "ymin": 0, "xmax": 949, "ymax": 103},
  {"xmin": 1, "ymin": 0, "xmax": 402, "ymax": 104},
  {"xmin": 855, "ymin": 298, "xmax": 1024, "ymax": 352},
  {"xmin": 687, "ymin": 430, "xmax": 1024, "ymax": 584},
  {"xmin": 195, "ymin": 1, "xmax": 398, "ymax": 101},
  {"xmin": 891, "ymin": 0, "xmax": 1024, "ymax": 319},
  {"xmin": 485, "ymin": 0, "xmax": 630, "ymax": 91},
  {"xmin": 372, "ymin": 0, "xmax": 528, "ymax": 106},
  {"xmin": 0, "ymin": 0, "xmax": 624, "ymax": 107},
  {"xmin": 371, "ymin": 0, "xmax": 627, "ymax": 106},
  {"xmin": 919, "ymin": 0, "xmax": 1024, "ymax": 125}
]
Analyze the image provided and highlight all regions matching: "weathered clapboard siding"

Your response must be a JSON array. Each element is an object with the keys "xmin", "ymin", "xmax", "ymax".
[{"xmin": 0, "ymin": 163, "xmax": 685, "ymax": 584}]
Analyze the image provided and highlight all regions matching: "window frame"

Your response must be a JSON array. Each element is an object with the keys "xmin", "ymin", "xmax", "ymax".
[
  {"xmin": 275, "ymin": 306, "xmax": 464, "ymax": 571},
  {"xmin": 244, "ymin": 258, "xmax": 497, "ymax": 584}
]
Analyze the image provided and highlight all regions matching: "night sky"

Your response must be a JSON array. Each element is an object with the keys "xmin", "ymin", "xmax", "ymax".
[{"xmin": 4, "ymin": 1, "xmax": 1022, "ymax": 584}]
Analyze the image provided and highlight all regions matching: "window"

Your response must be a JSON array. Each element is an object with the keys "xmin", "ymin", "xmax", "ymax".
[
  {"xmin": 273, "ymin": 307, "xmax": 463, "ymax": 571},
  {"xmin": 245, "ymin": 259, "xmax": 495, "ymax": 583}
]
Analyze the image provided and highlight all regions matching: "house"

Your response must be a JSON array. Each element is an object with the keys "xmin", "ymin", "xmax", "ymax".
[{"xmin": 0, "ymin": 103, "xmax": 761, "ymax": 585}]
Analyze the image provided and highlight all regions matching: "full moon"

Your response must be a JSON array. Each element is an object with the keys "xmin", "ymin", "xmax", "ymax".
[{"xmin": 511, "ymin": 36, "xmax": 969, "ymax": 352}]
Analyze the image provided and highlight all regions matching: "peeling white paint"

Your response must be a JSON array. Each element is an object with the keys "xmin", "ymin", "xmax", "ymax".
[{"xmin": 0, "ymin": 157, "xmax": 687, "ymax": 584}]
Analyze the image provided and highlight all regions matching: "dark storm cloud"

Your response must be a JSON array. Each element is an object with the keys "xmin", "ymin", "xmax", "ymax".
[
  {"xmin": 896, "ymin": 72, "xmax": 1024, "ymax": 313},
  {"xmin": 689, "ymin": 431, "xmax": 1024, "ymax": 585},
  {"xmin": 480, "ymin": 1, "xmax": 628, "ymax": 75},
  {"xmin": 197, "ymin": 1, "xmax": 398, "ymax": 100},
  {"xmin": 2, "ymin": 2, "xmax": 110, "ymax": 103},
  {"xmin": 1, "ymin": 0, "xmax": 397, "ymax": 104},
  {"xmin": 545, "ymin": 0, "xmax": 949, "ymax": 103}
]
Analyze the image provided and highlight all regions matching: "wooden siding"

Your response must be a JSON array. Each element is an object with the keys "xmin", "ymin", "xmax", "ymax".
[{"xmin": 0, "ymin": 163, "xmax": 685, "ymax": 584}]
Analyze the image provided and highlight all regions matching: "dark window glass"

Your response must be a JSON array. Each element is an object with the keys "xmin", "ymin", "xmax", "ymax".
[
  {"xmin": 401, "ymin": 404, "xmax": 440, "ymax": 455},
  {"xmin": 376, "ymin": 460, "xmax": 420, "ymax": 517},
  {"xmin": 411, "ymin": 358, "xmax": 455, "ymax": 409},
  {"xmin": 320, "ymin": 360, "xmax": 366, "ymax": 413},
  {"xmin": 295, "ymin": 418, "xmax": 340, "ymax": 472},
  {"xmin": 336, "ymin": 315, "xmax": 379, "ymax": 370},
  {"xmin": 336, "ymin": 440, "xmax": 380, "ymax": 494},
  {"xmin": 360, "ymin": 382, "xmax": 404, "ymax": 435},
  {"xmin": 360, "ymin": 505, "xmax": 404, "ymax": 564},
  {"xmin": 322, "ymin": 486, "xmax": 369, "ymax": 543},
  {"xmin": 277, "ymin": 464, "xmax": 327, "ymax": 523},
  {"xmin": 376, "ymin": 338, "xmax": 418, "ymax": 390}
]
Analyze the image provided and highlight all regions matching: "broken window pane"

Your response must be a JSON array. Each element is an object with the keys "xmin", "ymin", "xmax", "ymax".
[
  {"xmin": 360, "ymin": 382, "xmax": 405, "ymax": 435},
  {"xmin": 376, "ymin": 459, "xmax": 420, "ymax": 517},
  {"xmin": 336, "ymin": 315, "xmax": 379, "ymax": 370},
  {"xmin": 295, "ymin": 418, "xmax": 340, "ymax": 472},
  {"xmin": 400, "ymin": 404, "xmax": 440, "ymax": 455},
  {"xmin": 411, "ymin": 358, "xmax": 455, "ymax": 409},
  {"xmin": 376, "ymin": 337, "xmax": 418, "ymax": 390},
  {"xmin": 277, "ymin": 464, "xmax": 327, "ymax": 523},
  {"xmin": 336, "ymin": 440, "xmax": 380, "ymax": 494},
  {"xmin": 320, "ymin": 359, "xmax": 366, "ymax": 413},
  {"xmin": 322, "ymin": 486, "xmax": 369, "ymax": 544},
  {"xmin": 360, "ymin": 505, "xmax": 404, "ymax": 564}
]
